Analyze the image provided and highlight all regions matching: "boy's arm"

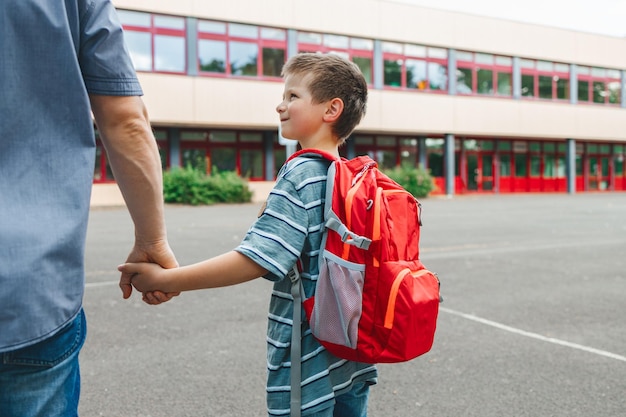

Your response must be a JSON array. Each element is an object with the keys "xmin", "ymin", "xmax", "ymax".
[{"xmin": 118, "ymin": 251, "xmax": 268, "ymax": 294}]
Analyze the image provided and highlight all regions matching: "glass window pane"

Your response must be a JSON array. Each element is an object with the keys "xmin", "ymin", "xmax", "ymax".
[
  {"xmin": 557, "ymin": 77, "xmax": 569, "ymax": 100},
  {"xmin": 229, "ymin": 23, "xmax": 257, "ymax": 38},
  {"xmin": 181, "ymin": 131, "xmax": 206, "ymax": 141},
  {"xmin": 154, "ymin": 15, "xmax": 184, "ymax": 30},
  {"xmin": 593, "ymin": 81, "xmax": 606, "ymax": 103},
  {"xmin": 521, "ymin": 74, "xmax": 534, "ymax": 97},
  {"xmin": 538, "ymin": 75, "xmax": 552, "ymax": 99},
  {"xmin": 475, "ymin": 53, "xmax": 493, "ymax": 64},
  {"xmin": 210, "ymin": 131, "xmax": 236, "ymax": 142},
  {"xmin": 354, "ymin": 135, "xmax": 374, "ymax": 145},
  {"xmin": 515, "ymin": 154, "xmax": 527, "ymax": 176},
  {"xmin": 554, "ymin": 63, "xmax": 569, "ymax": 73},
  {"xmin": 118, "ymin": 10, "xmax": 151, "ymax": 27},
  {"xmin": 577, "ymin": 65, "xmax": 590, "ymax": 75},
  {"xmin": 230, "ymin": 41, "xmax": 258, "ymax": 76},
  {"xmin": 456, "ymin": 51, "xmax": 473, "ymax": 62},
  {"xmin": 351, "ymin": 37, "xmax": 373, "ymax": 50},
  {"xmin": 298, "ymin": 31, "xmax": 322, "ymax": 44},
  {"xmin": 591, "ymin": 67, "xmax": 606, "ymax": 77},
  {"xmin": 428, "ymin": 153, "xmax": 444, "ymax": 177},
  {"xmin": 211, "ymin": 148, "xmax": 236, "ymax": 172},
  {"xmin": 608, "ymin": 81, "xmax": 621, "ymax": 104},
  {"xmin": 428, "ymin": 47, "xmax": 447, "ymax": 59},
  {"xmin": 578, "ymin": 80, "xmax": 589, "ymax": 101},
  {"xmin": 323, "ymin": 34, "xmax": 349, "ymax": 48},
  {"xmin": 262, "ymin": 47, "xmax": 285, "ymax": 77},
  {"xmin": 384, "ymin": 59, "xmax": 402, "ymax": 87},
  {"xmin": 477, "ymin": 69, "xmax": 493, "ymax": 94},
  {"xmin": 456, "ymin": 68, "xmax": 472, "ymax": 94},
  {"xmin": 405, "ymin": 44, "xmax": 427, "ymax": 57},
  {"xmin": 497, "ymin": 71, "xmax": 511, "ymax": 95},
  {"xmin": 544, "ymin": 154, "xmax": 555, "ymax": 178},
  {"xmin": 240, "ymin": 149, "xmax": 263, "ymax": 178},
  {"xmin": 406, "ymin": 59, "xmax": 427, "ymax": 89},
  {"xmin": 260, "ymin": 27, "xmax": 286, "ymax": 40},
  {"xmin": 124, "ymin": 31, "xmax": 152, "ymax": 71},
  {"xmin": 500, "ymin": 154, "xmax": 511, "ymax": 176},
  {"xmin": 530, "ymin": 155, "xmax": 541, "ymax": 176},
  {"xmin": 428, "ymin": 62, "xmax": 447, "ymax": 91},
  {"xmin": 495, "ymin": 55, "xmax": 512, "ymax": 66},
  {"xmin": 198, "ymin": 20, "xmax": 226, "ymax": 34},
  {"xmin": 154, "ymin": 35, "xmax": 185, "ymax": 72},
  {"xmin": 382, "ymin": 41, "xmax": 403, "ymax": 54},
  {"xmin": 537, "ymin": 60, "xmax": 553, "ymax": 71},
  {"xmin": 520, "ymin": 59, "xmax": 535, "ymax": 69},
  {"xmin": 353, "ymin": 57, "xmax": 372, "ymax": 84},
  {"xmin": 377, "ymin": 136, "xmax": 396, "ymax": 146},
  {"xmin": 498, "ymin": 141, "xmax": 512, "ymax": 151},
  {"xmin": 182, "ymin": 149, "xmax": 207, "ymax": 172},
  {"xmin": 199, "ymin": 40, "xmax": 226, "ymax": 72}
]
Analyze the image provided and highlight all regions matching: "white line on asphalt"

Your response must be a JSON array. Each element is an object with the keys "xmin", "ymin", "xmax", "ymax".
[
  {"xmin": 85, "ymin": 280, "xmax": 118, "ymax": 288},
  {"xmin": 440, "ymin": 306, "xmax": 626, "ymax": 363}
]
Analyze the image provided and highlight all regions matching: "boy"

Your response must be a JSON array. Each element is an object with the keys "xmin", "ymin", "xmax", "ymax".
[{"xmin": 119, "ymin": 53, "xmax": 377, "ymax": 416}]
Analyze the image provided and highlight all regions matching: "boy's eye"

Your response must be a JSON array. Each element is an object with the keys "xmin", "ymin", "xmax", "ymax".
[{"xmin": 290, "ymin": 93, "xmax": 298, "ymax": 100}]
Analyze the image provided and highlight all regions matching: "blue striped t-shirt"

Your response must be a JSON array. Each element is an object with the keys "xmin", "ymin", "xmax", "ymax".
[{"xmin": 236, "ymin": 155, "xmax": 378, "ymax": 416}]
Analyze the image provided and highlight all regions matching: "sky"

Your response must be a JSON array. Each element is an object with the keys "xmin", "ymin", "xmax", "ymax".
[{"xmin": 394, "ymin": 0, "xmax": 626, "ymax": 38}]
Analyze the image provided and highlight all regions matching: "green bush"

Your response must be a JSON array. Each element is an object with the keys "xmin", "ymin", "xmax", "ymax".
[
  {"xmin": 383, "ymin": 164, "xmax": 435, "ymax": 198},
  {"xmin": 163, "ymin": 166, "xmax": 252, "ymax": 205}
]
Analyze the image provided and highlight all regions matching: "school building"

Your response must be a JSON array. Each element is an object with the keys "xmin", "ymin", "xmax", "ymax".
[{"xmin": 93, "ymin": 0, "xmax": 626, "ymax": 204}]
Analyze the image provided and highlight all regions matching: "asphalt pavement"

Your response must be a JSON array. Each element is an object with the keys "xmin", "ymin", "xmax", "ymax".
[{"xmin": 79, "ymin": 192, "xmax": 626, "ymax": 417}]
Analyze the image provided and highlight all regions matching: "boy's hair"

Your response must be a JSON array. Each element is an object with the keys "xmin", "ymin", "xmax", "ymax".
[{"xmin": 281, "ymin": 53, "xmax": 368, "ymax": 142}]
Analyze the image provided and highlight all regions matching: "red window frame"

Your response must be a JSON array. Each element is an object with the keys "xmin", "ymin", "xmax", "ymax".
[
  {"xmin": 197, "ymin": 20, "xmax": 286, "ymax": 80},
  {"xmin": 456, "ymin": 51, "xmax": 512, "ymax": 96},
  {"xmin": 382, "ymin": 42, "xmax": 448, "ymax": 93},
  {"xmin": 298, "ymin": 31, "xmax": 374, "ymax": 86},
  {"xmin": 521, "ymin": 59, "xmax": 570, "ymax": 101},
  {"xmin": 577, "ymin": 66, "xmax": 622, "ymax": 106},
  {"xmin": 119, "ymin": 11, "xmax": 187, "ymax": 74}
]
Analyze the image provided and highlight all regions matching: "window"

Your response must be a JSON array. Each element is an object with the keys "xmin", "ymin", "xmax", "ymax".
[
  {"xmin": 381, "ymin": 42, "xmax": 448, "ymax": 92},
  {"xmin": 298, "ymin": 32, "xmax": 375, "ymax": 85},
  {"xmin": 577, "ymin": 66, "xmax": 622, "ymax": 106},
  {"xmin": 180, "ymin": 130, "xmax": 265, "ymax": 180},
  {"xmin": 198, "ymin": 21, "xmax": 286, "ymax": 78},
  {"xmin": 456, "ymin": 52, "xmax": 512, "ymax": 96},
  {"xmin": 118, "ymin": 10, "xmax": 186, "ymax": 73},
  {"xmin": 521, "ymin": 59, "xmax": 569, "ymax": 101}
]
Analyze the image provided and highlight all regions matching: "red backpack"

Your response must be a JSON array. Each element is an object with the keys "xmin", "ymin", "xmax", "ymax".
[{"xmin": 288, "ymin": 149, "xmax": 440, "ymax": 363}]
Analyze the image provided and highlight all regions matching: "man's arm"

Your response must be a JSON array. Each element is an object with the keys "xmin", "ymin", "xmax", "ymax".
[{"xmin": 89, "ymin": 95, "xmax": 178, "ymax": 302}]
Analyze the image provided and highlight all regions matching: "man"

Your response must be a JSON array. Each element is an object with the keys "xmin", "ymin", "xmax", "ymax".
[{"xmin": 0, "ymin": 1, "xmax": 177, "ymax": 415}]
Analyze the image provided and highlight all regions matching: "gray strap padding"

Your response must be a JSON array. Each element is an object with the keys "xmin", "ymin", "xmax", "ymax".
[{"xmin": 289, "ymin": 266, "xmax": 302, "ymax": 417}]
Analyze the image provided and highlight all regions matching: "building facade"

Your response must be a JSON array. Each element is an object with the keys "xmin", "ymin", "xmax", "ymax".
[{"xmin": 95, "ymin": 0, "xmax": 626, "ymax": 201}]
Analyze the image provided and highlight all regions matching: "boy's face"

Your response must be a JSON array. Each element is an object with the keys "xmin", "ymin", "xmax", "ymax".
[{"xmin": 276, "ymin": 73, "xmax": 328, "ymax": 142}]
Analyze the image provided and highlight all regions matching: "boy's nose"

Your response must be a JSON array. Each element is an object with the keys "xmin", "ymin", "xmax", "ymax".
[{"xmin": 276, "ymin": 102, "xmax": 285, "ymax": 113}]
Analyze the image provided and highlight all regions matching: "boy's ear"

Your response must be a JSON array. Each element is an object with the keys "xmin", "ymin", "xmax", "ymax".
[{"xmin": 323, "ymin": 98, "xmax": 344, "ymax": 122}]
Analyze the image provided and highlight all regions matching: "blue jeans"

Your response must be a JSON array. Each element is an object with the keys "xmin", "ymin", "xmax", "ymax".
[
  {"xmin": 309, "ymin": 381, "xmax": 370, "ymax": 417},
  {"xmin": 0, "ymin": 309, "xmax": 86, "ymax": 417}
]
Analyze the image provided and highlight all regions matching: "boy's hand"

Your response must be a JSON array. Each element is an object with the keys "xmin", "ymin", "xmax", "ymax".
[
  {"xmin": 119, "ymin": 240, "xmax": 179, "ymax": 304},
  {"xmin": 118, "ymin": 261, "xmax": 168, "ymax": 293}
]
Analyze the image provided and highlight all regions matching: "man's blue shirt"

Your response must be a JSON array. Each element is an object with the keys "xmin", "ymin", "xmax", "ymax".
[{"xmin": 0, "ymin": 0, "xmax": 142, "ymax": 351}]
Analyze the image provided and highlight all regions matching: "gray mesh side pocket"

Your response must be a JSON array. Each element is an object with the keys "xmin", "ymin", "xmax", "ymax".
[{"xmin": 309, "ymin": 250, "xmax": 365, "ymax": 349}]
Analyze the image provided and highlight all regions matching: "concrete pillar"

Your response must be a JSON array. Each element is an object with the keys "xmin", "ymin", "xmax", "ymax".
[
  {"xmin": 447, "ymin": 49, "xmax": 457, "ymax": 95},
  {"xmin": 418, "ymin": 136, "xmax": 427, "ymax": 168},
  {"xmin": 566, "ymin": 138, "xmax": 576, "ymax": 194},
  {"xmin": 169, "ymin": 127, "xmax": 181, "ymax": 168},
  {"xmin": 512, "ymin": 56, "xmax": 521, "ymax": 99},
  {"xmin": 186, "ymin": 17, "xmax": 198, "ymax": 76},
  {"xmin": 444, "ymin": 134, "xmax": 455, "ymax": 196}
]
